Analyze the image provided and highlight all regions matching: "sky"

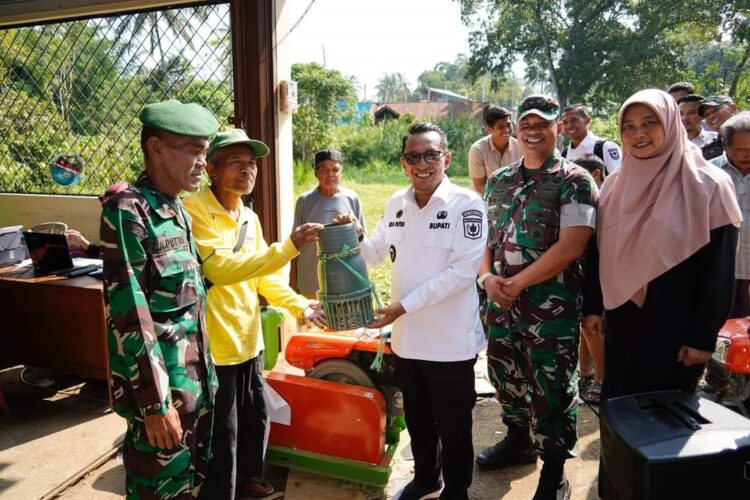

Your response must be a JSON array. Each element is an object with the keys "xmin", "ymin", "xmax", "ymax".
[{"xmin": 284, "ymin": 0, "xmax": 473, "ymax": 101}]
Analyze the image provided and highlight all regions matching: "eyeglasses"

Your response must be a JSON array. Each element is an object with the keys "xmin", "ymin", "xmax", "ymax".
[
  {"xmin": 518, "ymin": 96, "xmax": 559, "ymax": 113},
  {"xmin": 402, "ymin": 150, "xmax": 449, "ymax": 165}
]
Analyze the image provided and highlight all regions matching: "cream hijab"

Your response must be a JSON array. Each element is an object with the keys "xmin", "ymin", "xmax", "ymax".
[{"xmin": 597, "ymin": 89, "xmax": 741, "ymax": 310}]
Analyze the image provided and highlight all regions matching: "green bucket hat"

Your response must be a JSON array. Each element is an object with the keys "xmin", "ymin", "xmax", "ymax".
[
  {"xmin": 206, "ymin": 128, "xmax": 270, "ymax": 161},
  {"xmin": 139, "ymin": 99, "xmax": 220, "ymax": 137}
]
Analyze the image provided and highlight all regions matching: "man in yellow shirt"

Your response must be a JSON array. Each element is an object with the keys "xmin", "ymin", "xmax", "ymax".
[{"xmin": 183, "ymin": 128, "xmax": 325, "ymax": 499}]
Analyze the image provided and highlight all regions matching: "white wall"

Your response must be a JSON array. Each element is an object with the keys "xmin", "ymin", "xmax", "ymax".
[
  {"xmin": 274, "ymin": 0, "xmax": 295, "ymax": 241},
  {"xmin": 0, "ymin": 193, "xmax": 101, "ymax": 242}
]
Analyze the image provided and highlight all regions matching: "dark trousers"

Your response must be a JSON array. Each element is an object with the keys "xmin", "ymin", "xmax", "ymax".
[
  {"xmin": 730, "ymin": 279, "xmax": 750, "ymax": 318},
  {"xmin": 394, "ymin": 355, "xmax": 476, "ymax": 498},
  {"xmin": 199, "ymin": 354, "xmax": 267, "ymax": 500}
]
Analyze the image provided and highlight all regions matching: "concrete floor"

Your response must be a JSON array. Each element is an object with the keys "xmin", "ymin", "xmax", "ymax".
[
  {"xmin": 0, "ymin": 353, "xmax": 601, "ymax": 499},
  {"xmin": 0, "ymin": 366, "xmax": 124, "ymax": 500},
  {"xmin": 56, "ymin": 399, "xmax": 601, "ymax": 499}
]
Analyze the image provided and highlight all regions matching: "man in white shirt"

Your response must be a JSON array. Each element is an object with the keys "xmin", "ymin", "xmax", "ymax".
[
  {"xmin": 468, "ymin": 106, "xmax": 523, "ymax": 194},
  {"xmin": 337, "ymin": 123, "xmax": 487, "ymax": 500},
  {"xmin": 712, "ymin": 112, "xmax": 750, "ymax": 317},
  {"xmin": 678, "ymin": 94, "xmax": 718, "ymax": 148},
  {"xmin": 561, "ymin": 104, "xmax": 622, "ymax": 176}
]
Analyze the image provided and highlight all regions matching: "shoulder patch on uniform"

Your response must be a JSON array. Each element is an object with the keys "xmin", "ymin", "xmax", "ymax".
[
  {"xmin": 462, "ymin": 209, "xmax": 483, "ymax": 240},
  {"xmin": 608, "ymin": 148, "xmax": 620, "ymax": 160}
]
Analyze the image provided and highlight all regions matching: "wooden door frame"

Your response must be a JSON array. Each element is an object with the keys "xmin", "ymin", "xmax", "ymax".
[{"xmin": 230, "ymin": 0, "xmax": 279, "ymax": 243}]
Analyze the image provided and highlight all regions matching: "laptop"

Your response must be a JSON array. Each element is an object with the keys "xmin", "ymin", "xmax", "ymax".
[{"xmin": 22, "ymin": 231, "xmax": 101, "ymax": 276}]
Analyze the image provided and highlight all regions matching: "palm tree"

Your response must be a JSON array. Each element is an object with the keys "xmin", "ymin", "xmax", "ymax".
[
  {"xmin": 375, "ymin": 72, "xmax": 411, "ymax": 102},
  {"xmin": 106, "ymin": 6, "xmax": 212, "ymax": 62}
]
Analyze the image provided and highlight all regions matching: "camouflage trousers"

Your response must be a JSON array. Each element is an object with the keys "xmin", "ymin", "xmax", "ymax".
[
  {"xmin": 123, "ymin": 406, "xmax": 213, "ymax": 499},
  {"xmin": 487, "ymin": 316, "xmax": 579, "ymax": 460}
]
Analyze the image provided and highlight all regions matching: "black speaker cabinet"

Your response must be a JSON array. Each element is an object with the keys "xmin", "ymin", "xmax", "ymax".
[{"xmin": 600, "ymin": 390, "xmax": 750, "ymax": 499}]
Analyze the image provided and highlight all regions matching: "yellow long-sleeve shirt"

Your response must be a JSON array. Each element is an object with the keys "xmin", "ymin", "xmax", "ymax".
[{"xmin": 183, "ymin": 188, "xmax": 310, "ymax": 366}]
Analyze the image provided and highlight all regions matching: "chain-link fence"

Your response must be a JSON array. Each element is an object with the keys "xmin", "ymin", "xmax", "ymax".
[{"xmin": 0, "ymin": 1, "xmax": 232, "ymax": 196}]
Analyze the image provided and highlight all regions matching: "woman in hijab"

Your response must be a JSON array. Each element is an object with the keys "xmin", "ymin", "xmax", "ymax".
[{"xmin": 586, "ymin": 88, "xmax": 741, "ymax": 399}]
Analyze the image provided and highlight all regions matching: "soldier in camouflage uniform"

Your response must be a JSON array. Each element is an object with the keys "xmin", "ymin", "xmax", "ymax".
[
  {"xmin": 100, "ymin": 100, "xmax": 220, "ymax": 499},
  {"xmin": 475, "ymin": 95, "xmax": 598, "ymax": 500}
]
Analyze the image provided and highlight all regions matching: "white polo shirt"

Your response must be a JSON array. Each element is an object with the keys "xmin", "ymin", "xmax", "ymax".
[
  {"xmin": 564, "ymin": 131, "xmax": 622, "ymax": 174},
  {"xmin": 361, "ymin": 177, "xmax": 487, "ymax": 362}
]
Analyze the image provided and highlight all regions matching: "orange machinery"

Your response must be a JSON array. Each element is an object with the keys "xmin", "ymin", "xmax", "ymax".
[
  {"xmin": 265, "ymin": 330, "xmax": 402, "ymax": 492},
  {"xmin": 716, "ymin": 318, "xmax": 750, "ymax": 375}
]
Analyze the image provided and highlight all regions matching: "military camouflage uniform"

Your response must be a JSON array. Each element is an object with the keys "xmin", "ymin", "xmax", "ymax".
[
  {"xmin": 101, "ymin": 173, "xmax": 217, "ymax": 499},
  {"xmin": 483, "ymin": 152, "xmax": 597, "ymax": 459}
]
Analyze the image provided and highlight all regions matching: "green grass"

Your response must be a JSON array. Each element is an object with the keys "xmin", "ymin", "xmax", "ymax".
[{"xmin": 294, "ymin": 172, "xmax": 471, "ymax": 304}]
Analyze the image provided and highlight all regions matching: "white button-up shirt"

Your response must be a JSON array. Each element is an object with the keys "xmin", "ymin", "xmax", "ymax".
[
  {"xmin": 564, "ymin": 131, "xmax": 622, "ymax": 175},
  {"xmin": 713, "ymin": 153, "xmax": 750, "ymax": 279},
  {"xmin": 361, "ymin": 178, "xmax": 487, "ymax": 361},
  {"xmin": 691, "ymin": 128, "xmax": 718, "ymax": 148}
]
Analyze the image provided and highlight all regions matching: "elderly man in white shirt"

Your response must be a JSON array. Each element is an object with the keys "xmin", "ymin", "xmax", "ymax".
[{"xmin": 712, "ymin": 111, "xmax": 750, "ymax": 317}]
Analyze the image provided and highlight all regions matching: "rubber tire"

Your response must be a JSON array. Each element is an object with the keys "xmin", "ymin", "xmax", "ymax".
[{"xmin": 308, "ymin": 359, "xmax": 375, "ymax": 388}]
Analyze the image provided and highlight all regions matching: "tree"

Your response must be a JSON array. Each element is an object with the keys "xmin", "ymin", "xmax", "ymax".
[
  {"xmin": 292, "ymin": 62, "xmax": 357, "ymax": 123},
  {"xmin": 375, "ymin": 72, "xmax": 411, "ymax": 102},
  {"xmin": 291, "ymin": 63, "xmax": 357, "ymax": 164},
  {"xmin": 726, "ymin": 13, "xmax": 749, "ymax": 100},
  {"xmin": 106, "ymin": 7, "xmax": 212, "ymax": 61},
  {"xmin": 457, "ymin": 0, "xmax": 735, "ymax": 108},
  {"xmin": 415, "ymin": 54, "xmax": 523, "ymax": 106}
]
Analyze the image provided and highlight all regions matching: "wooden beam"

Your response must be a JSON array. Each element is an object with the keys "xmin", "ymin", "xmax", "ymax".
[{"xmin": 230, "ymin": 0, "xmax": 279, "ymax": 243}]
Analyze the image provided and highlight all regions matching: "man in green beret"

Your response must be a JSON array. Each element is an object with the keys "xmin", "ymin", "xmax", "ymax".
[
  {"xmin": 100, "ymin": 99, "xmax": 220, "ymax": 499},
  {"xmin": 183, "ymin": 128, "xmax": 325, "ymax": 499}
]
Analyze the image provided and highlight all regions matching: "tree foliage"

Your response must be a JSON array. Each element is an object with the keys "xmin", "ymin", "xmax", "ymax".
[
  {"xmin": 415, "ymin": 54, "xmax": 525, "ymax": 106},
  {"xmin": 0, "ymin": 6, "xmax": 233, "ymax": 195},
  {"xmin": 291, "ymin": 62, "xmax": 357, "ymax": 163},
  {"xmin": 375, "ymin": 72, "xmax": 411, "ymax": 102},
  {"xmin": 457, "ymin": 0, "xmax": 739, "ymax": 108},
  {"xmin": 292, "ymin": 62, "xmax": 357, "ymax": 124}
]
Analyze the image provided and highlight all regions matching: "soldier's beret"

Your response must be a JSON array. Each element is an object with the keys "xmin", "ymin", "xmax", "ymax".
[
  {"xmin": 206, "ymin": 128, "xmax": 270, "ymax": 161},
  {"xmin": 139, "ymin": 100, "xmax": 220, "ymax": 137}
]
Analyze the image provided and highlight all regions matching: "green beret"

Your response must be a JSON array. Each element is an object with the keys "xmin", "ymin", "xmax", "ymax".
[
  {"xmin": 207, "ymin": 128, "xmax": 270, "ymax": 161},
  {"xmin": 139, "ymin": 100, "xmax": 220, "ymax": 137}
]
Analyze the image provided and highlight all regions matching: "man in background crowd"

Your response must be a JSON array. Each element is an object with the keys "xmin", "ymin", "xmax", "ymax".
[
  {"xmin": 468, "ymin": 105, "xmax": 523, "ymax": 194},
  {"xmin": 701, "ymin": 95, "xmax": 739, "ymax": 158},
  {"xmin": 678, "ymin": 94, "xmax": 720, "ymax": 159},
  {"xmin": 293, "ymin": 149, "xmax": 365, "ymax": 299},
  {"xmin": 712, "ymin": 112, "xmax": 750, "ymax": 317},
  {"xmin": 666, "ymin": 81, "xmax": 695, "ymax": 102},
  {"xmin": 560, "ymin": 104, "xmax": 622, "ymax": 176}
]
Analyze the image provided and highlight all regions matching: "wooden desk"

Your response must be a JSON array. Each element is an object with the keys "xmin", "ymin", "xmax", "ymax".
[{"xmin": 0, "ymin": 269, "xmax": 108, "ymax": 381}]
